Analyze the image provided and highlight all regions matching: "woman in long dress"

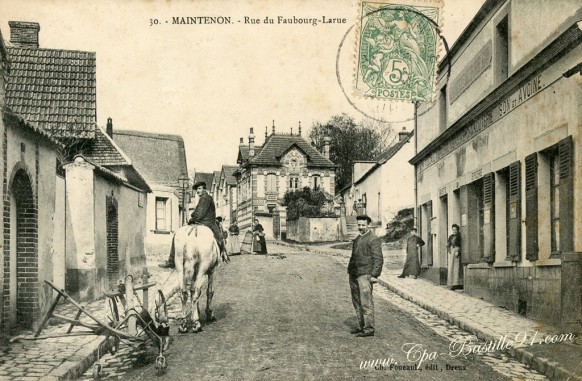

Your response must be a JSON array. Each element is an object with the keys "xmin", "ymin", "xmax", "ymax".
[
  {"xmin": 447, "ymin": 224, "xmax": 462, "ymax": 289},
  {"xmin": 227, "ymin": 220, "xmax": 241, "ymax": 255},
  {"xmin": 398, "ymin": 227, "xmax": 425, "ymax": 279},
  {"xmin": 252, "ymin": 219, "xmax": 268, "ymax": 254}
]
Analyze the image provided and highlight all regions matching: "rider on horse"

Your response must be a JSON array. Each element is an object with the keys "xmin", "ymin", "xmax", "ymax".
[{"xmin": 159, "ymin": 180, "xmax": 227, "ymax": 268}]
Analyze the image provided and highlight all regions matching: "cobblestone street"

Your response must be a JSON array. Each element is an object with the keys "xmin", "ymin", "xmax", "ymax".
[{"xmin": 82, "ymin": 245, "xmax": 532, "ymax": 381}]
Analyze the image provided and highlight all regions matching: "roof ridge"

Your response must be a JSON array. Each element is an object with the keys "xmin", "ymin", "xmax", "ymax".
[
  {"xmin": 7, "ymin": 45, "xmax": 96, "ymax": 56},
  {"xmin": 113, "ymin": 129, "xmax": 185, "ymax": 142}
]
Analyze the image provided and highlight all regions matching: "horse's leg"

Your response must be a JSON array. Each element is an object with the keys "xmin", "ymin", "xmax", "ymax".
[
  {"xmin": 190, "ymin": 270, "xmax": 208, "ymax": 333},
  {"xmin": 179, "ymin": 288, "xmax": 190, "ymax": 333},
  {"xmin": 206, "ymin": 269, "xmax": 216, "ymax": 322}
]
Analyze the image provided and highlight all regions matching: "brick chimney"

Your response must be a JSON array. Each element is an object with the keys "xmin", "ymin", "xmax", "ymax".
[
  {"xmin": 323, "ymin": 136, "xmax": 331, "ymax": 159},
  {"xmin": 398, "ymin": 127, "xmax": 410, "ymax": 142},
  {"xmin": 298, "ymin": 121, "xmax": 302, "ymax": 136},
  {"xmin": 239, "ymin": 137, "xmax": 244, "ymax": 146},
  {"xmin": 9, "ymin": 21, "xmax": 40, "ymax": 49},
  {"xmin": 272, "ymin": 120, "xmax": 276, "ymax": 135},
  {"xmin": 248, "ymin": 128, "xmax": 255, "ymax": 157},
  {"xmin": 106, "ymin": 117, "xmax": 113, "ymax": 137}
]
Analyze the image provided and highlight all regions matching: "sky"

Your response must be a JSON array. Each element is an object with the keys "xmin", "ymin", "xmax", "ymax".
[{"xmin": 0, "ymin": 0, "xmax": 485, "ymax": 173}]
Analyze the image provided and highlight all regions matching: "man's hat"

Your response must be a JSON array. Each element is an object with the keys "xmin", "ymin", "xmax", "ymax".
[
  {"xmin": 216, "ymin": 216, "xmax": 223, "ymax": 222},
  {"xmin": 356, "ymin": 214, "xmax": 372, "ymax": 223},
  {"xmin": 411, "ymin": 226, "xmax": 418, "ymax": 231},
  {"xmin": 193, "ymin": 181, "xmax": 207, "ymax": 189}
]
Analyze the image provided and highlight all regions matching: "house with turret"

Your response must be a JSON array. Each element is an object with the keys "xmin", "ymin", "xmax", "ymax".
[{"xmin": 234, "ymin": 122, "xmax": 336, "ymax": 239}]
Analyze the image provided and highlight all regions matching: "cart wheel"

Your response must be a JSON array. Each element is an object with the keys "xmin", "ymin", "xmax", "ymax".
[
  {"xmin": 107, "ymin": 297, "xmax": 120, "ymax": 327},
  {"xmin": 155, "ymin": 290, "xmax": 168, "ymax": 324},
  {"xmin": 155, "ymin": 355, "xmax": 166, "ymax": 375}
]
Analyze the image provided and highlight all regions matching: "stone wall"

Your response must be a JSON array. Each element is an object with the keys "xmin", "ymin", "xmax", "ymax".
[{"xmin": 286, "ymin": 217, "xmax": 340, "ymax": 243}]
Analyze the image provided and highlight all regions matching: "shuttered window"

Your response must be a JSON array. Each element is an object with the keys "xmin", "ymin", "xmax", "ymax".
[
  {"xmin": 558, "ymin": 136, "xmax": 573, "ymax": 253},
  {"xmin": 266, "ymin": 173, "xmax": 277, "ymax": 192},
  {"xmin": 482, "ymin": 173, "xmax": 495, "ymax": 262},
  {"xmin": 507, "ymin": 161, "xmax": 521, "ymax": 261},
  {"xmin": 525, "ymin": 154, "xmax": 538, "ymax": 261}
]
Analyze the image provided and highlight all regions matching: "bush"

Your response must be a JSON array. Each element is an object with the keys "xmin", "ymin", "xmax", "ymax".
[
  {"xmin": 282, "ymin": 187, "xmax": 336, "ymax": 220},
  {"xmin": 384, "ymin": 207, "xmax": 414, "ymax": 242}
]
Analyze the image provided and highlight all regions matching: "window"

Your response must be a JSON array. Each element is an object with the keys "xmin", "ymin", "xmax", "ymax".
[
  {"xmin": 495, "ymin": 16, "xmax": 509, "ymax": 84},
  {"xmin": 439, "ymin": 86, "xmax": 447, "ymax": 133},
  {"xmin": 289, "ymin": 176, "xmax": 299, "ymax": 191},
  {"xmin": 312, "ymin": 175, "xmax": 321, "ymax": 190},
  {"xmin": 155, "ymin": 197, "xmax": 168, "ymax": 231},
  {"xmin": 266, "ymin": 173, "xmax": 277, "ymax": 192},
  {"xmin": 526, "ymin": 136, "xmax": 574, "ymax": 260}
]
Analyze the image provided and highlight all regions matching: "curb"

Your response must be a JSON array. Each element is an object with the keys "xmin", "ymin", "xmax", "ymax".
[
  {"xmin": 51, "ymin": 282, "xmax": 181, "ymax": 380},
  {"xmin": 273, "ymin": 240, "xmax": 582, "ymax": 381}
]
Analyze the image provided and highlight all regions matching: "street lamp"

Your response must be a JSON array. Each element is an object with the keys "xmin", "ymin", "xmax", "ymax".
[{"xmin": 178, "ymin": 174, "xmax": 189, "ymax": 226}]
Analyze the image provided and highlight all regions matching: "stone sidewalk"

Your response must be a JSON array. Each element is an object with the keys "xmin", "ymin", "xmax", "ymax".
[
  {"xmin": 270, "ymin": 240, "xmax": 582, "ymax": 381},
  {"xmin": 0, "ymin": 263, "xmax": 180, "ymax": 381}
]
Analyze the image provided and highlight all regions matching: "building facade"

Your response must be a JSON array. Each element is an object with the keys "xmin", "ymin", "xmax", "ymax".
[
  {"xmin": 411, "ymin": 0, "xmax": 582, "ymax": 330},
  {"xmin": 111, "ymin": 129, "xmax": 189, "ymax": 240},
  {"xmin": 1, "ymin": 22, "xmax": 151, "ymax": 330},
  {"xmin": 234, "ymin": 124, "xmax": 336, "ymax": 238},
  {"xmin": 339, "ymin": 130, "xmax": 415, "ymax": 235}
]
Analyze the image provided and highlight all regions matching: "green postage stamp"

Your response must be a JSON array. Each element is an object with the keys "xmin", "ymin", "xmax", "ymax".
[{"xmin": 355, "ymin": 0, "xmax": 443, "ymax": 102}]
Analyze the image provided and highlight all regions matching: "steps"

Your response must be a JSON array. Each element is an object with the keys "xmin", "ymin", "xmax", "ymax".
[{"xmin": 344, "ymin": 216, "xmax": 359, "ymax": 240}]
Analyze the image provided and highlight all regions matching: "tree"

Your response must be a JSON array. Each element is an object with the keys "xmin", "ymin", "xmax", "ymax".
[
  {"xmin": 282, "ymin": 187, "xmax": 336, "ymax": 220},
  {"xmin": 310, "ymin": 113, "xmax": 394, "ymax": 191}
]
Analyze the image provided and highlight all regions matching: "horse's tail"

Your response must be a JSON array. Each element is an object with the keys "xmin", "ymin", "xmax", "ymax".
[{"xmin": 170, "ymin": 233, "xmax": 176, "ymax": 258}]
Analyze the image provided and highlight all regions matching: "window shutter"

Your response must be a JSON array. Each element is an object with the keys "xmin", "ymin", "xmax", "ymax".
[
  {"xmin": 459, "ymin": 185, "xmax": 472, "ymax": 265},
  {"xmin": 559, "ymin": 136, "xmax": 573, "ymax": 252},
  {"xmin": 525, "ymin": 153, "xmax": 538, "ymax": 261},
  {"xmin": 426, "ymin": 201, "xmax": 433, "ymax": 266},
  {"xmin": 507, "ymin": 161, "xmax": 521, "ymax": 261},
  {"xmin": 482, "ymin": 173, "xmax": 495, "ymax": 262}
]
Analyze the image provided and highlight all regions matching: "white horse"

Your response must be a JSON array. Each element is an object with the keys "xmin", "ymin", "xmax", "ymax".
[{"xmin": 173, "ymin": 224, "xmax": 225, "ymax": 333}]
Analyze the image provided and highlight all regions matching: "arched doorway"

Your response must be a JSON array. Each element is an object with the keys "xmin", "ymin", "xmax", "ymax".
[{"xmin": 7, "ymin": 169, "xmax": 38, "ymax": 329}]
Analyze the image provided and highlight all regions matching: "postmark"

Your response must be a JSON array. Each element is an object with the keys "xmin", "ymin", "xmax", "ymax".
[{"xmin": 354, "ymin": 0, "xmax": 443, "ymax": 102}]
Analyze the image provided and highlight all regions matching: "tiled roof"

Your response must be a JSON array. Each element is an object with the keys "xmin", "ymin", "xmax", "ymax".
[
  {"xmin": 248, "ymin": 134, "xmax": 335, "ymax": 168},
  {"xmin": 222, "ymin": 165, "xmax": 238, "ymax": 185},
  {"xmin": 194, "ymin": 172, "xmax": 214, "ymax": 187},
  {"xmin": 112, "ymin": 129, "xmax": 188, "ymax": 187},
  {"xmin": 211, "ymin": 170, "xmax": 221, "ymax": 189},
  {"xmin": 83, "ymin": 127, "xmax": 130, "ymax": 167},
  {"xmin": 5, "ymin": 47, "xmax": 97, "ymax": 138}
]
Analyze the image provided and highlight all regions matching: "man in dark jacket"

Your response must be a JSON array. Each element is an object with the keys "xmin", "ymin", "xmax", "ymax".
[
  {"xmin": 347, "ymin": 215, "xmax": 383, "ymax": 337},
  {"xmin": 159, "ymin": 181, "xmax": 227, "ymax": 268}
]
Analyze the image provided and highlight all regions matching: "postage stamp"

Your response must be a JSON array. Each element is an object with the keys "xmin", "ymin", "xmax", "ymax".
[{"xmin": 354, "ymin": 0, "xmax": 443, "ymax": 102}]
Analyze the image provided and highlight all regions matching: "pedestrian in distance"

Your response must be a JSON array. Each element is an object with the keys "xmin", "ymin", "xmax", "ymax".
[
  {"xmin": 347, "ymin": 215, "xmax": 384, "ymax": 337},
  {"xmin": 397, "ymin": 227, "xmax": 425, "ymax": 279},
  {"xmin": 447, "ymin": 223, "xmax": 462, "ymax": 290},
  {"xmin": 252, "ymin": 218, "xmax": 268, "ymax": 254},
  {"xmin": 227, "ymin": 220, "xmax": 241, "ymax": 255}
]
